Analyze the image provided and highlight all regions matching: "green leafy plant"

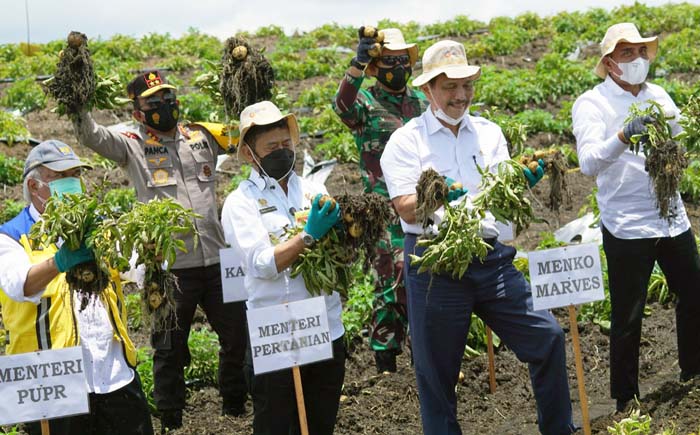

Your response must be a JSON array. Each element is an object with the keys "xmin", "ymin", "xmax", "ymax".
[
  {"xmin": 0, "ymin": 199, "xmax": 24, "ymax": 223},
  {"xmin": 0, "ymin": 154, "xmax": 23, "ymax": 185},
  {"xmin": 185, "ymin": 328, "xmax": 220, "ymax": 386},
  {"xmin": 125, "ymin": 292, "xmax": 143, "ymax": 331},
  {"xmin": 607, "ymin": 408, "xmax": 651, "ymax": 435},
  {"xmin": 0, "ymin": 111, "xmax": 30, "ymax": 146},
  {"xmin": 341, "ymin": 263, "xmax": 375, "ymax": 348},
  {"xmin": 225, "ymin": 164, "xmax": 252, "ymax": 195},
  {"xmin": 0, "ymin": 78, "xmax": 46, "ymax": 113}
]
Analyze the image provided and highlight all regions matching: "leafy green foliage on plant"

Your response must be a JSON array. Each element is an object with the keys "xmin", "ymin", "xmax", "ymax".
[
  {"xmin": 0, "ymin": 154, "xmax": 23, "ymax": 185},
  {"xmin": 0, "ymin": 110, "xmax": 30, "ymax": 145},
  {"xmin": 0, "ymin": 78, "xmax": 46, "ymax": 113},
  {"xmin": 0, "ymin": 199, "xmax": 24, "ymax": 223},
  {"xmin": 341, "ymin": 263, "xmax": 374, "ymax": 348}
]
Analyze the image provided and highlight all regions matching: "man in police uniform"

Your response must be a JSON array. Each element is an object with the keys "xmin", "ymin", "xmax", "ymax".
[
  {"xmin": 333, "ymin": 27, "xmax": 427, "ymax": 372},
  {"xmin": 72, "ymin": 70, "xmax": 248, "ymax": 431},
  {"xmin": 0, "ymin": 140, "xmax": 153, "ymax": 435}
]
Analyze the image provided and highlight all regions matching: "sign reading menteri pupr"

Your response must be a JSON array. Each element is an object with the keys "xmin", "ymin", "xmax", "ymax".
[{"xmin": 0, "ymin": 346, "xmax": 89, "ymax": 426}]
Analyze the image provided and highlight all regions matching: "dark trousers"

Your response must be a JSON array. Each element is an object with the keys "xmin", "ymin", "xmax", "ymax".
[
  {"xmin": 152, "ymin": 264, "xmax": 248, "ymax": 411},
  {"xmin": 26, "ymin": 372, "xmax": 153, "ymax": 435},
  {"xmin": 244, "ymin": 337, "xmax": 346, "ymax": 435},
  {"xmin": 404, "ymin": 235, "xmax": 576, "ymax": 435},
  {"xmin": 602, "ymin": 226, "xmax": 700, "ymax": 401}
]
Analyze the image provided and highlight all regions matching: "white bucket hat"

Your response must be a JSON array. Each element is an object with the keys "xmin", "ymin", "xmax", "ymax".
[
  {"xmin": 594, "ymin": 23, "xmax": 658, "ymax": 79},
  {"xmin": 412, "ymin": 40, "xmax": 481, "ymax": 87},
  {"xmin": 380, "ymin": 28, "xmax": 419, "ymax": 66},
  {"xmin": 237, "ymin": 101, "xmax": 300, "ymax": 159}
]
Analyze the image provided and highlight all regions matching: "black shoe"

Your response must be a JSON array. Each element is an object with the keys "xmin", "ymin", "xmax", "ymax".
[
  {"xmin": 615, "ymin": 398, "xmax": 633, "ymax": 413},
  {"xmin": 160, "ymin": 409, "xmax": 182, "ymax": 433},
  {"xmin": 375, "ymin": 350, "xmax": 397, "ymax": 374},
  {"xmin": 222, "ymin": 399, "xmax": 246, "ymax": 417}
]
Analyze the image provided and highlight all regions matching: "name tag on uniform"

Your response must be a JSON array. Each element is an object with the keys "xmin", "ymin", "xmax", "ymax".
[{"xmin": 259, "ymin": 206, "xmax": 277, "ymax": 214}]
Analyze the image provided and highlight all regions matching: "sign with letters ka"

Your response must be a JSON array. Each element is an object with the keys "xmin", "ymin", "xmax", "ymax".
[
  {"xmin": 528, "ymin": 243, "xmax": 605, "ymax": 311},
  {"xmin": 219, "ymin": 247, "xmax": 248, "ymax": 303}
]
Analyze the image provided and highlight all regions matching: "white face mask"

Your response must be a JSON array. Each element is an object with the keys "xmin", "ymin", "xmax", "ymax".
[
  {"xmin": 610, "ymin": 57, "xmax": 650, "ymax": 85},
  {"xmin": 428, "ymin": 88, "xmax": 467, "ymax": 126}
]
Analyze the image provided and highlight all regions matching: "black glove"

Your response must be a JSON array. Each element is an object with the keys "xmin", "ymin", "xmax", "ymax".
[
  {"xmin": 351, "ymin": 27, "xmax": 376, "ymax": 68},
  {"xmin": 623, "ymin": 115, "xmax": 655, "ymax": 144}
]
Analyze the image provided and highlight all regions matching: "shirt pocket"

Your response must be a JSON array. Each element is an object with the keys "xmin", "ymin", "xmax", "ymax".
[
  {"xmin": 260, "ymin": 209, "xmax": 292, "ymax": 242},
  {"xmin": 144, "ymin": 155, "xmax": 177, "ymax": 188},
  {"xmin": 191, "ymin": 144, "xmax": 216, "ymax": 183}
]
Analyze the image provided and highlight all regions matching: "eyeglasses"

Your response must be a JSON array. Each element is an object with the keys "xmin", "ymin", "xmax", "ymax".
[
  {"xmin": 144, "ymin": 92, "xmax": 176, "ymax": 107},
  {"xmin": 379, "ymin": 55, "xmax": 410, "ymax": 67}
]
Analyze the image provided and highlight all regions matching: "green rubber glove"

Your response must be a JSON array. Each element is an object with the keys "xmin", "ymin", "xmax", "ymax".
[
  {"xmin": 444, "ymin": 176, "xmax": 468, "ymax": 202},
  {"xmin": 304, "ymin": 194, "xmax": 341, "ymax": 240},
  {"xmin": 523, "ymin": 159, "xmax": 545, "ymax": 188},
  {"xmin": 54, "ymin": 243, "xmax": 94, "ymax": 273}
]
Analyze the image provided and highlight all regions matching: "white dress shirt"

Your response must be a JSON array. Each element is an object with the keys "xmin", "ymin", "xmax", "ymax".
[
  {"xmin": 220, "ymin": 170, "xmax": 345, "ymax": 341},
  {"xmin": 572, "ymin": 75, "xmax": 689, "ymax": 239},
  {"xmin": 0, "ymin": 204, "xmax": 133, "ymax": 394},
  {"xmin": 380, "ymin": 106, "xmax": 510, "ymax": 237}
]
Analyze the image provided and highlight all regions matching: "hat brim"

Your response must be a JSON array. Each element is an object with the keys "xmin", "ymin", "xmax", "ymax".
[
  {"xmin": 140, "ymin": 83, "xmax": 177, "ymax": 98},
  {"xmin": 237, "ymin": 114, "xmax": 300, "ymax": 159},
  {"xmin": 25, "ymin": 159, "xmax": 92, "ymax": 178},
  {"xmin": 594, "ymin": 37, "xmax": 658, "ymax": 79},
  {"xmin": 412, "ymin": 64, "xmax": 481, "ymax": 87}
]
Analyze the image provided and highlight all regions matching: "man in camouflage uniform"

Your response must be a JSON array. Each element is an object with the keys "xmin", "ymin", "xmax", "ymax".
[{"xmin": 333, "ymin": 28, "xmax": 427, "ymax": 372}]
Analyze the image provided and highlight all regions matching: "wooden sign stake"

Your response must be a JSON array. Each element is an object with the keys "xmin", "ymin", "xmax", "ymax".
[
  {"xmin": 41, "ymin": 419, "xmax": 50, "ymax": 435},
  {"xmin": 568, "ymin": 304, "xmax": 591, "ymax": 435},
  {"xmin": 292, "ymin": 365, "xmax": 309, "ymax": 435},
  {"xmin": 486, "ymin": 326, "xmax": 497, "ymax": 393}
]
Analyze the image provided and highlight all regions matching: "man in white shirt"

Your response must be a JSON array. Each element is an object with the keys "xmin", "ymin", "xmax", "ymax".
[
  {"xmin": 572, "ymin": 22, "xmax": 700, "ymax": 412},
  {"xmin": 0, "ymin": 140, "xmax": 153, "ymax": 435},
  {"xmin": 380, "ymin": 40, "xmax": 576, "ymax": 435},
  {"xmin": 220, "ymin": 101, "xmax": 345, "ymax": 435}
]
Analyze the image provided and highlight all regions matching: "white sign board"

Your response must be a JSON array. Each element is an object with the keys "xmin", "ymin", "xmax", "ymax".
[
  {"xmin": 247, "ymin": 297, "xmax": 332, "ymax": 375},
  {"xmin": 528, "ymin": 243, "xmax": 605, "ymax": 311},
  {"xmin": 220, "ymin": 247, "xmax": 248, "ymax": 303},
  {"xmin": 0, "ymin": 347, "xmax": 89, "ymax": 425}
]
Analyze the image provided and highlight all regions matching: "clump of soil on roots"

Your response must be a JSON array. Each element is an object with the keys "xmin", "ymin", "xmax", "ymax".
[
  {"xmin": 336, "ymin": 192, "xmax": 393, "ymax": 268},
  {"xmin": 45, "ymin": 31, "xmax": 95, "ymax": 117},
  {"xmin": 220, "ymin": 36, "xmax": 275, "ymax": 118},
  {"xmin": 415, "ymin": 168, "xmax": 448, "ymax": 227},
  {"xmin": 646, "ymin": 139, "xmax": 687, "ymax": 220}
]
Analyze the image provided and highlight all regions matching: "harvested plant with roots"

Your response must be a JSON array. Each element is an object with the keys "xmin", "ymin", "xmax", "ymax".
[
  {"xmin": 220, "ymin": 36, "xmax": 275, "ymax": 119},
  {"xmin": 288, "ymin": 193, "xmax": 392, "ymax": 297},
  {"xmin": 627, "ymin": 101, "xmax": 688, "ymax": 220},
  {"xmin": 29, "ymin": 193, "xmax": 113, "ymax": 307},
  {"xmin": 44, "ymin": 31, "xmax": 127, "ymax": 119},
  {"xmin": 518, "ymin": 149, "xmax": 570, "ymax": 212},
  {"xmin": 411, "ymin": 160, "xmax": 540, "ymax": 278}
]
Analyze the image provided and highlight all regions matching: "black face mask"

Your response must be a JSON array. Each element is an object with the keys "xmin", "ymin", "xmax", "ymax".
[
  {"xmin": 253, "ymin": 147, "xmax": 296, "ymax": 181},
  {"xmin": 376, "ymin": 65, "xmax": 412, "ymax": 91},
  {"xmin": 143, "ymin": 100, "xmax": 179, "ymax": 131}
]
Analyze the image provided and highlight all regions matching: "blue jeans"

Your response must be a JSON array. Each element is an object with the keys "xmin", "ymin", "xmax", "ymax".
[{"xmin": 404, "ymin": 235, "xmax": 576, "ymax": 435}]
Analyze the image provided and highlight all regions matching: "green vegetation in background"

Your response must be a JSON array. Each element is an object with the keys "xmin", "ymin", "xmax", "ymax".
[
  {"xmin": 0, "ymin": 154, "xmax": 23, "ymax": 185},
  {"xmin": 341, "ymin": 263, "xmax": 375, "ymax": 348},
  {"xmin": 225, "ymin": 164, "xmax": 252, "ymax": 195},
  {"xmin": 136, "ymin": 328, "xmax": 220, "ymax": 413},
  {"xmin": 0, "ymin": 111, "xmax": 30, "ymax": 145},
  {"xmin": 0, "ymin": 199, "xmax": 24, "ymax": 223},
  {"xmin": 0, "ymin": 78, "xmax": 46, "ymax": 113}
]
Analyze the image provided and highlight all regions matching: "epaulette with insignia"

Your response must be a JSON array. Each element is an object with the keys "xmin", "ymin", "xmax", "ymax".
[{"xmin": 120, "ymin": 131, "xmax": 140, "ymax": 140}]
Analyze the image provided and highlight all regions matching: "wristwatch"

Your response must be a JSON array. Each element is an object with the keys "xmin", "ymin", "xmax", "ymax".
[{"xmin": 300, "ymin": 230, "xmax": 316, "ymax": 247}]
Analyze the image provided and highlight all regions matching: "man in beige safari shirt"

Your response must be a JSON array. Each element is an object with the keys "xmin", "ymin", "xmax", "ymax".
[{"xmin": 73, "ymin": 70, "xmax": 247, "ymax": 432}]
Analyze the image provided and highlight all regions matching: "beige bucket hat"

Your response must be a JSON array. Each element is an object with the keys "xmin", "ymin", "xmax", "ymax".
[
  {"xmin": 237, "ymin": 101, "xmax": 300, "ymax": 158},
  {"xmin": 380, "ymin": 28, "xmax": 419, "ymax": 66},
  {"xmin": 594, "ymin": 23, "xmax": 658, "ymax": 79},
  {"xmin": 412, "ymin": 40, "xmax": 481, "ymax": 87}
]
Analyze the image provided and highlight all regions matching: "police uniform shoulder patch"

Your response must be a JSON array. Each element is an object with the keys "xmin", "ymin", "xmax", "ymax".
[{"xmin": 120, "ymin": 131, "xmax": 140, "ymax": 140}]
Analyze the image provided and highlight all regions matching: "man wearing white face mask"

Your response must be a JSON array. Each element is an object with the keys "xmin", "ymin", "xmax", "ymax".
[
  {"xmin": 381, "ymin": 40, "xmax": 576, "ymax": 435},
  {"xmin": 573, "ymin": 23, "xmax": 700, "ymax": 413}
]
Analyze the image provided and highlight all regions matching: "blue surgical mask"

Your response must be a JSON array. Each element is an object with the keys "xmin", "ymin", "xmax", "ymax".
[{"xmin": 48, "ymin": 177, "xmax": 83, "ymax": 198}]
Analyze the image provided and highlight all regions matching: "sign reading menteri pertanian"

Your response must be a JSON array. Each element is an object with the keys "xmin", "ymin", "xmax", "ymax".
[
  {"xmin": 247, "ymin": 296, "xmax": 332, "ymax": 375},
  {"xmin": 528, "ymin": 243, "xmax": 605, "ymax": 311},
  {"xmin": 0, "ymin": 346, "xmax": 89, "ymax": 425}
]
